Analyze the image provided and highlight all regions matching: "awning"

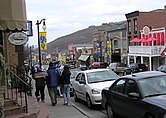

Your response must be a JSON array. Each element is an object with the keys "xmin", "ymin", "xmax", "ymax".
[
  {"xmin": 130, "ymin": 38, "xmax": 140, "ymax": 43},
  {"xmin": 78, "ymin": 54, "xmax": 90, "ymax": 61},
  {"xmin": 139, "ymin": 38, "xmax": 146, "ymax": 42},
  {"xmin": 0, "ymin": 0, "xmax": 27, "ymax": 30},
  {"xmin": 146, "ymin": 37, "xmax": 158, "ymax": 42}
]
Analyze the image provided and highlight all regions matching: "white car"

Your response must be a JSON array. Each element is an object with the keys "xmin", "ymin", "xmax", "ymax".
[{"xmin": 71, "ymin": 68, "xmax": 119, "ymax": 108}]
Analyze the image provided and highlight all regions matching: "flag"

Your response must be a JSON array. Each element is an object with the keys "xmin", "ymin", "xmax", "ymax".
[{"xmin": 39, "ymin": 32, "xmax": 47, "ymax": 50}]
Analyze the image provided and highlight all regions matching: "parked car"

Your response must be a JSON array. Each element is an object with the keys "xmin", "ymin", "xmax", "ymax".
[
  {"xmin": 101, "ymin": 71, "xmax": 166, "ymax": 118},
  {"xmin": 108, "ymin": 62, "xmax": 126, "ymax": 75},
  {"xmin": 89, "ymin": 62, "xmax": 108, "ymax": 69},
  {"xmin": 71, "ymin": 69, "xmax": 119, "ymax": 108},
  {"xmin": 70, "ymin": 69, "xmax": 81, "ymax": 95},
  {"xmin": 124, "ymin": 63, "xmax": 147, "ymax": 75},
  {"xmin": 156, "ymin": 65, "xmax": 166, "ymax": 73},
  {"xmin": 79, "ymin": 64, "xmax": 88, "ymax": 71}
]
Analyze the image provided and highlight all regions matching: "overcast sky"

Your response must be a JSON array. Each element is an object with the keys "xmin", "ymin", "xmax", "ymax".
[{"xmin": 26, "ymin": 0, "xmax": 166, "ymax": 46}]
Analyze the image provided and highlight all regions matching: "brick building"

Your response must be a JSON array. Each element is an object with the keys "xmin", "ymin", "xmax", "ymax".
[{"xmin": 125, "ymin": 7, "xmax": 166, "ymax": 70}]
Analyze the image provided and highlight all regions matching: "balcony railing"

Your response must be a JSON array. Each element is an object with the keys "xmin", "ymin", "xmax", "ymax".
[{"xmin": 129, "ymin": 46, "xmax": 164, "ymax": 56}]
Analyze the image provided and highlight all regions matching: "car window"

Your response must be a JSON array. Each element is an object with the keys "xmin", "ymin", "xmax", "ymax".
[
  {"xmin": 158, "ymin": 65, "xmax": 163, "ymax": 70},
  {"xmin": 87, "ymin": 70, "xmax": 118, "ymax": 84},
  {"xmin": 138, "ymin": 75, "xmax": 166, "ymax": 97},
  {"xmin": 125, "ymin": 79, "xmax": 139, "ymax": 95},
  {"xmin": 138, "ymin": 64, "xmax": 146, "ymax": 68},
  {"xmin": 112, "ymin": 79, "xmax": 126, "ymax": 94},
  {"xmin": 71, "ymin": 71, "xmax": 78, "ymax": 78},
  {"xmin": 161, "ymin": 66, "xmax": 166, "ymax": 72},
  {"xmin": 80, "ymin": 74, "xmax": 86, "ymax": 83},
  {"xmin": 75, "ymin": 73, "xmax": 82, "ymax": 82}
]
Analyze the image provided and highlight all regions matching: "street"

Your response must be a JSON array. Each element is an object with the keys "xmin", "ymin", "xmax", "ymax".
[{"xmin": 71, "ymin": 97, "xmax": 107, "ymax": 118}]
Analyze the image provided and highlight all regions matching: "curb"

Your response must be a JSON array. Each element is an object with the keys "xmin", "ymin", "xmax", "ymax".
[{"xmin": 70, "ymin": 102, "xmax": 94, "ymax": 118}]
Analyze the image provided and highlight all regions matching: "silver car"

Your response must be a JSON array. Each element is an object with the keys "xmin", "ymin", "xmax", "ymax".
[{"xmin": 72, "ymin": 68, "xmax": 119, "ymax": 108}]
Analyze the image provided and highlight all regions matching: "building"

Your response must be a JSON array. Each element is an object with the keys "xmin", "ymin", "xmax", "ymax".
[
  {"xmin": 105, "ymin": 27, "xmax": 127, "ymax": 64},
  {"xmin": 68, "ymin": 44, "xmax": 93, "ymax": 67},
  {"xmin": 125, "ymin": 8, "xmax": 166, "ymax": 71}
]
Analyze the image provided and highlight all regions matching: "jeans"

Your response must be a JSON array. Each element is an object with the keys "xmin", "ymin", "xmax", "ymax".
[{"xmin": 63, "ymin": 84, "xmax": 70, "ymax": 104}]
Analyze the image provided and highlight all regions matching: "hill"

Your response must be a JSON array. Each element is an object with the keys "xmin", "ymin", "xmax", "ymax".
[{"xmin": 47, "ymin": 21, "xmax": 126, "ymax": 52}]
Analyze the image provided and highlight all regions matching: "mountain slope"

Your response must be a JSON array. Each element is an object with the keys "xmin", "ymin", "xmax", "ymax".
[{"xmin": 47, "ymin": 21, "xmax": 126, "ymax": 52}]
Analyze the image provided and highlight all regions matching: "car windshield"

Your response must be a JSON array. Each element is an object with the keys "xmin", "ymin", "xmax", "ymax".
[
  {"xmin": 87, "ymin": 70, "xmax": 119, "ymax": 84},
  {"xmin": 138, "ymin": 75, "xmax": 166, "ymax": 97},
  {"xmin": 71, "ymin": 71, "xmax": 79, "ymax": 79}
]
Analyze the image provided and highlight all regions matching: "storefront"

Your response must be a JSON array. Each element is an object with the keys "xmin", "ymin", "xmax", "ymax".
[{"xmin": 128, "ymin": 27, "xmax": 165, "ymax": 71}]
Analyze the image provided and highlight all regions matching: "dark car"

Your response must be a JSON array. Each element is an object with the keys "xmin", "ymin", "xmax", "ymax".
[
  {"xmin": 156, "ymin": 65, "xmax": 166, "ymax": 73},
  {"xmin": 124, "ymin": 63, "xmax": 147, "ymax": 75},
  {"xmin": 101, "ymin": 71, "xmax": 166, "ymax": 118},
  {"xmin": 89, "ymin": 62, "xmax": 108, "ymax": 69},
  {"xmin": 108, "ymin": 62, "xmax": 126, "ymax": 75}
]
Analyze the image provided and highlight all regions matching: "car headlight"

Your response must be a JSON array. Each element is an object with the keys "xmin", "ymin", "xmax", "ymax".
[
  {"xmin": 91, "ymin": 88, "xmax": 101, "ymax": 94},
  {"xmin": 163, "ymin": 113, "xmax": 166, "ymax": 118}
]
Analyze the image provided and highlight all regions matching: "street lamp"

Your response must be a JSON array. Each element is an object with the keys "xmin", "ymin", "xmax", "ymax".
[{"xmin": 36, "ymin": 19, "xmax": 46, "ymax": 68}]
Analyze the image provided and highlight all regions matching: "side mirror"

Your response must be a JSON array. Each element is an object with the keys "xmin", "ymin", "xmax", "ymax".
[
  {"xmin": 79, "ymin": 79, "xmax": 85, "ymax": 84},
  {"xmin": 128, "ymin": 92, "xmax": 140, "ymax": 99}
]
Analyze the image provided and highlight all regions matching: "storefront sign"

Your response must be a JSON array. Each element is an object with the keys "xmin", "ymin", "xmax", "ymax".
[
  {"xmin": 8, "ymin": 32, "xmax": 28, "ymax": 45},
  {"xmin": 142, "ymin": 26, "xmax": 150, "ymax": 35}
]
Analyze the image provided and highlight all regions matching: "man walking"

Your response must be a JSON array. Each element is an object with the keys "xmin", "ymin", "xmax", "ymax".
[{"xmin": 46, "ymin": 61, "xmax": 60, "ymax": 106}]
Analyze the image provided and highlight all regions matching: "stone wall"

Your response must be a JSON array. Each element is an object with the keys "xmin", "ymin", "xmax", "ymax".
[
  {"xmin": 8, "ymin": 41, "xmax": 18, "ymax": 66},
  {"xmin": 0, "ymin": 88, "xmax": 4, "ymax": 118}
]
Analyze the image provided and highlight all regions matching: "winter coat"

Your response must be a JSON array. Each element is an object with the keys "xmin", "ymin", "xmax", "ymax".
[
  {"xmin": 33, "ymin": 72, "xmax": 46, "ymax": 89},
  {"xmin": 46, "ymin": 66, "xmax": 60, "ymax": 87},
  {"xmin": 61, "ymin": 70, "xmax": 71, "ymax": 85}
]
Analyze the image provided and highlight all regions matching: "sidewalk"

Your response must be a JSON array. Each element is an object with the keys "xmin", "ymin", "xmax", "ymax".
[
  {"xmin": 31, "ymin": 78, "xmax": 88, "ymax": 118},
  {"xmin": 45, "ymin": 96, "xmax": 88, "ymax": 118}
]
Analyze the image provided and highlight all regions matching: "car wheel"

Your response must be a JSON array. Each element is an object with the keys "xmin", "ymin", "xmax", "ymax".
[
  {"xmin": 86, "ymin": 95, "xmax": 93, "ymax": 109},
  {"xmin": 73, "ymin": 90, "xmax": 79, "ymax": 102},
  {"xmin": 106, "ymin": 104, "xmax": 114, "ymax": 118}
]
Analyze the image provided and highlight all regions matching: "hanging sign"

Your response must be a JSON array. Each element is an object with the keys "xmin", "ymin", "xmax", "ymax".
[
  {"xmin": 39, "ymin": 32, "xmax": 47, "ymax": 50},
  {"xmin": 8, "ymin": 32, "xmax": 28, "ymax": 45}
]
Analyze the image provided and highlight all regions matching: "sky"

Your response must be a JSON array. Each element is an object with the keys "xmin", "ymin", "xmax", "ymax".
[{"xmin": 25, "ymin": 0, "xmax": 166, "ymax": 47}]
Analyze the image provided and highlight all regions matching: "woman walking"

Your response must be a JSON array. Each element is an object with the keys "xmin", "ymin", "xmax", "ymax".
[{"xmin": 61, "ymin": 65, "xmax": 71, "ymax": 105}]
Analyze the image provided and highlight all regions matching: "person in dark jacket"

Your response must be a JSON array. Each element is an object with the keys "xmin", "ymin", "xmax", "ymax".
[
  {"xmin": 46, "ymin": 62, "xmax": 60, "ymax": 106},
  {"xmin": 34, "ymin": 68, "xmax": 46, "ymax": 103},
  {"xmin": 61, "ymin": 65, "xmax": 71, "ymax": 105}
]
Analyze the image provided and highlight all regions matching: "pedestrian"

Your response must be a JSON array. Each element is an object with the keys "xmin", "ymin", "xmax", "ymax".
[
  {"xmin": 61, "ymin": 65, "xmax": 71, "ymax": 105},
  {"xmin": 34, "ymin": 68, "xmax": 46, "ymax": 103},
  {"xmin": 46, "ymin": 62, "xmax": 60, "ymax": 106}
]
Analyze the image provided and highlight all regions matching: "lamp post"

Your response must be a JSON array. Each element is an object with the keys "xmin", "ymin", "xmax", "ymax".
[{"xmin": 36, "ymin": 19, "xmax": 46, "ymax": 68}]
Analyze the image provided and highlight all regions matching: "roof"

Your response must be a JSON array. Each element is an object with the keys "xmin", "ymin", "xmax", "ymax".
[
  {"xmin": 121, "ymin": 71, "xmax": 166, "ymax": 80},
  {"xmin": 82, "ymin": 68, "xmax": 111, "ymax": 73}
]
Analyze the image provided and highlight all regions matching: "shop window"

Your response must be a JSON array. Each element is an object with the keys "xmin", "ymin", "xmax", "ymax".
[
  {"xmin": 133, "ymin": 19, "xmax": 137, "ymax": 34},
  {"xmin": 128, "ymin": 20, "xmax": 131, "ymax": 34}
]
